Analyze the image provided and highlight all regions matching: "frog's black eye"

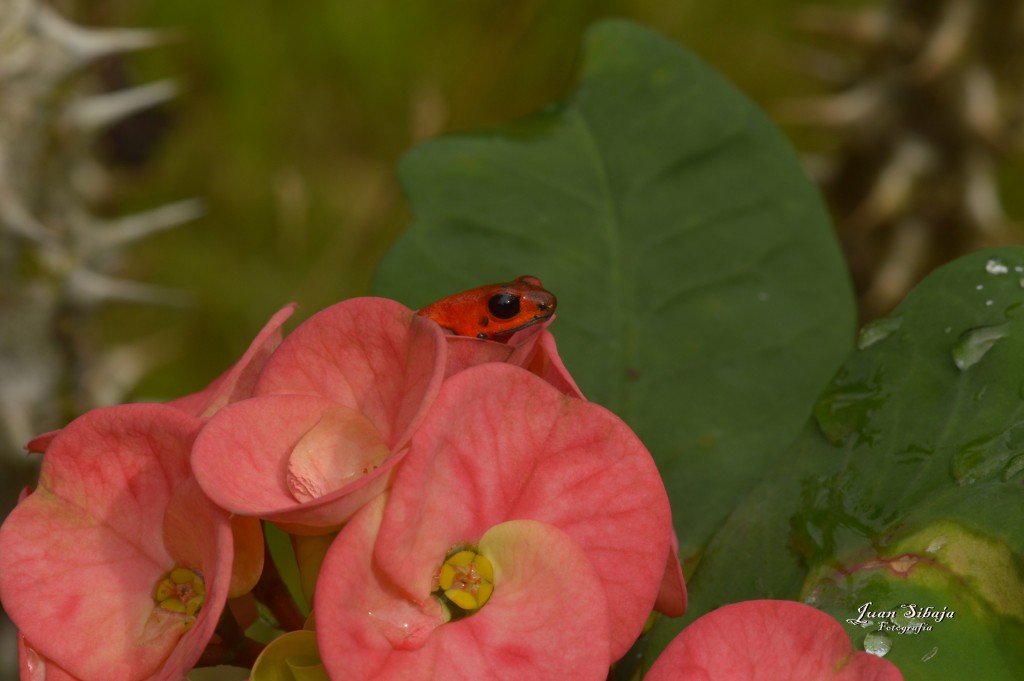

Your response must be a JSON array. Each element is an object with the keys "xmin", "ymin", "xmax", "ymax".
[{"xmin": 488, "ymin": 292, "xmax": 520, "ymax": 319}]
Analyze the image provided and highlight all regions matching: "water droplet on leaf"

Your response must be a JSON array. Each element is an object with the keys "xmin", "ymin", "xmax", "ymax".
[
  {"xmin": 921, "ymin": 646, "xmax": 938, "ymax": 662},
  {"xmin": 985, "ymin": 259, "xmax": 1009, "ymax": 274},
  {"xmin": 813, "ymin": 373, "xmax": 886, "ymax": 447},
  {"xmin": 857, "ymin": 316, "xmax": 903, "ymax": 349},
  {"xmin": 895, "ymin": 444, "xmax": 933, "ymax": 465},
  {"xmin": 951, "ymin": 324, "xmax": 1010, "ymax": 370},
  {"xmin": 951, "ymin": 425, "xmax": 1024, "ymax": 485},
  {"xmin": 1002, "ymin": 453, "xmax": 1024, "ymax": 481},
  {"xmin": 864, "ymin": 631, "xmax": 892, "ymax": 657}
]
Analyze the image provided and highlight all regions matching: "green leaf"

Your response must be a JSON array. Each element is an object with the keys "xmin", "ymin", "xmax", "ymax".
[
  {"xmin": 373, "ymin": 19, "xmax": 854, "ymax": 557},
  {"xmin": 188, "ymin": 666, "xmax": 250, "ymax": 681},
  {"xmin": 251, "ymin": 630, "xmax": 328, "ymax": 681},
  {"xmin": 673, "ymin": 248, "xmax": 1024, "ymax": 679},
  {"xmin": 265, "ymin": 521, "xmax": 310, "ymax": 616}
]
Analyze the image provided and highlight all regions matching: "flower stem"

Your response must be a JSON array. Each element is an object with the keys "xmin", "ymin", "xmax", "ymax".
[
  {"xmin": 198, "ymin": 607, "xmax": 265, "ymax": 668},
  {"xmin": 252, "ymin": 540, "xmax": 306, "ymax": 631}
]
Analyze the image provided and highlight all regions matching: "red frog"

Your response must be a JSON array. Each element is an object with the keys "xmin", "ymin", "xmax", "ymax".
[{"xmin": 416, "ymin": 275, "xmax": 557, "ymax": 342}]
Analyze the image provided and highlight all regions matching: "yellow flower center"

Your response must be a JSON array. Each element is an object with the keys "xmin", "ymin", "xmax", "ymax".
[
  {"xmin": 153, "ymin": 567, "xmax": 205, "ymax": 629},
  {"xmin": 433, "ymin": 548, "xmax": 494, "ymax": 618}
]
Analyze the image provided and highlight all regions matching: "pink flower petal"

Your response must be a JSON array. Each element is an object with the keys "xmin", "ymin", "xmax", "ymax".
[
  {"xmin": 440, "ymin": 317, "xmax": 584, "ymax": 398},
  {"xmin": 442, "ymin": 335, "xmax": 516, "ymax": 377},
  {"xmin": 506, "ymin": 317, "xmax": 584, "ymax": 398},
  {"xmin": 19, "ymin": 634, "xmax": 80, "ymax": 681},
  {"xmin": 286, "ymin": 404, "xmax": 391, "ymax": 502},
  {"xmin": 227, "ymin": 516, "xmax": 265, "ymax": 597},
  {"xmin": 645, "ymin": 600, "xmax": 904, "ymax": 681},
  {"xmin": 191, "ymin": 394, "xmax": 406, "ymax": 533},
  {"xmin": 0, "ymin": 405, "xmax": 232, "ymax": 681},
  {"xmin": 155, "ymin": 477, "xmax": 235, "ymax": 680},
  {"xmin": 315, "ymin": 496, "xmax": 611, "ymax": 681},
  {"xmin": 25, "ymin": 429, "xmax": 59, "ymax": 454},
  {"xmin": 170, "ymin": 303, "xmax": 296, "ymax": 418},
  {"xmin": 254, "ymin": 297, "xmax": 446, "ymax": 449},
  {"xmin": 373, "ymin": 363, "xmax": 672, "ymax": 661},
  {"xmin": 655, "ymin": 532, "xmax": 687, "ymax": 617}
]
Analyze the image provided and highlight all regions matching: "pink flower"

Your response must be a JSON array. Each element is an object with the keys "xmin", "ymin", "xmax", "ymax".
[
  {"xmin": 645, "ymin": 600, "xmax": 904, "ymax": 681},
  {"xmin": 314, "ymin": 363, "xmax": 675, "ymax": 677},
  {"xmin": 190, "ymin": 297, "xmax": 447, "ymax": 534},
  {"xmin": 0, "ymin": 405, "xmax": 233, "ymax": 681},
  {"xmin": 655, "ymin": 530, "xmax": 687, "ymax": 617},
  {"xmin": 170, "ymin": 304, "xmax": 297, "ymax": 595},
  {"xmin": 442, "ymin": 317, "xmax": 583, "ymax": 397},
  {"xmin": 315, "ymin": 496, "xmax": 612, "ymax": 680}
]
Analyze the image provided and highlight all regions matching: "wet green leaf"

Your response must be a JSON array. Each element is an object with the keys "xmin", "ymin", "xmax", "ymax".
[
  {"xmin": 373, "ymin": 19, "xmax": 853, "ymax": 558},
  {"xmin": 673, "ymin": 248, "xmax": 1024, "ymax": 679}
]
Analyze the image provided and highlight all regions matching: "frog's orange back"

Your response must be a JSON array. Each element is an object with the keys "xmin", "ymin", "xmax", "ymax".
[{"xmin": 416, "ymin": 275, "xmax": 556, "ymax": 342}]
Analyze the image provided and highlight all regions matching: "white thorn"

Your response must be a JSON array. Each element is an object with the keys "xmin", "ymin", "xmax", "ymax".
[
  {"xmin": 66, "ymin": 80, "xmax": 179, "ymax": 133},
  {"xmin": 33, "ymin": 5, "xmax": 180, "ymax": 65},
  {"xmin": 91, "ymin": 199, "xmax": 204, "ymax": 252},
  {"xmin": 778, "ymin": 81, "xmax": 885, "ymax": 126},
  {"xmin": 65, "ymin": 268, "xmax": 191, "ymax": 307},
  {"xmin": 964, "ymin": 152, "xmax": 1006, "ymax": 235},
  {"xmin": 963, "ymin": 65, "xmax": 1002, "ymax": 143},
  {"xmin": 0, "ymin": 34, "xmax": 39, "ymax": 80},
  {"xmin": 0, "ymin": 285, "xmax": 61, "ymax": 451},
  {"xmin": 848, "ymin": 136, "xmax": 935, "ymax": 231},
  {"xmin": 0, "ymin": 191, "xmax": 52, "ymax": 244},
  {"xmin": 0, "ymin": 0, "xmax": 33, "ymax": 47},
  {"xmin": 0, "ymin": 154, "xmax": 52, "ymax": 243},
  {"xmin": 912, "ymin": 0, "xmax": 975, "ymax": 81}
]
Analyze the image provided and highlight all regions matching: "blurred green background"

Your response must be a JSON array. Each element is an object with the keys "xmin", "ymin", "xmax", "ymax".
[{"xmin": 84, "ymin": 0, "xmax": 859, "ymax": 400}]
